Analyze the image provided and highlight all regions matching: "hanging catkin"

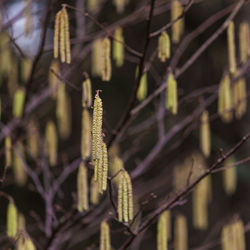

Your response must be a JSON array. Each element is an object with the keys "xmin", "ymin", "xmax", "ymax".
[
  {"xmin": 21, "ymin": 57, "xmax": 32, "ymax": 82},
  {"xmin": 81, "ymin": 108, "xmax": 92, "ymax": 160},
  {"xmin": 82, "ymin": 77, "xmax": 92, "ymax": 108},
  {"xmin": 49, "ymin": 60, "xmax": 60, "ymax": 99},
  {"xmin": 77, "ymin": 162, "xmax": 89, "ymax": 212},
  {"xmin": 100, "ymin": 220, "xmax": 111, "ymax": 250},
  {"xmin": 222, "ymin": 157, "xmax": 237, "ymax": 195},
  {"xmin": 24, "ymin": 236, "xmax": 36, "ymax": 250},
  {"xmin": 113, "ymin": 28, "xmax": 124, "ymax": 67},
  {"xmin": 171, "ymin": 0, "xmax": 184, "ymax": 44},
  {"xmin": 102, "ymin": 37, "xmax": 112, "ymax": 81},
  {"xmin": 136, "ymin": 67, "xmax": 148, "ymax": 102},
  {"xmin": 109, "ymin": 155, "xmax": 123, "ymax": 186},
  {"xmin": 158, "ymin": 31, "xmax": 170, "ymax": 62},
  {"xmin": 17, "ymin": 213, "xmax": 26, "ymax": 250},
  {"xmin": 117, "ymin": 170, "xmax": 133, "ymax": 223},
  {"xmin": 157, "ymin": 210, "xmax": 171, "ymax": 250},
  {"xmin": 113, "ymin": 0, "xmax": 128, "ymax": 13},
  {"xmin": 27, "ymin": 120, "xmax": 39, "ymax": 158},
  {"xmin": 90, "ymin": 177, "xmax": 100, "ymax": 205},
  {"xmin": 92, "ymin": 39, "xmax": 103, "ymax": 77},
  {"xmin": 166, "ymin": 71, "xmax": 178, "ymax": 114},
  {"xmin": 56, "ymin": 83, "xmax": 71, "ymax": 139},
  {"xmin": 218, "ymin": 74, "xmax": 233, "ymax": 123},
  {"xmin": 13, "ymin": 143, "xmax": 27, "ymax": 187},
  {"xmin": 239, "ymin": 22, "xmax": 249, "ymax": 64},
  {"xmin": 23, "ymin": 0, "xmax": 33, "ymax": 36},
  {"xmin": 7, "ymin": 201, "xmax": 18, "ymax": 239},
  {"xmin": 13, "ymin": 88, "xmax": 26, "ymax": 118},
  {"xmin": 5, "ymin": 136, "xmax": 12, "ymax": 166},
  {"xmin": 92, "ymin": 93, "xmax": 103, "ymax": 161},
  {"xmin": 227, "ymin": 21, "xmax": 236, "ymax": 75},
  {"xmin": 54, "ymin": 7, "xmax": 71, "ymax": 64},
  {"xmin": 200, "ymin": 110, "xmax": 211, "ymax": 157},
  {"xmin": 174, "ymin": 214, "xmax": 188, "ymax": 250},
  {"xmin": 45, "ymin": 120, "xmax": 58, "ymax": 167}
]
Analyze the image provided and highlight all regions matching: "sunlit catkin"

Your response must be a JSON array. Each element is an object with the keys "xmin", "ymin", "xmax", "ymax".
[
  {"xmin": 7, "ymin": 201, "xmax": 18, "ymax": 239},
  {"xmin": 158, "ymin": 31, "xmax": 170, "ymax": 62},
  {"xmin": 157, "ymin": 210, "xmax": 171, "ymax": 250},
  {"xmin": 102, "ymin": 37, "xmax": 112, "ymax": 81},
  {"xmin": 239, "ymin": 22, "xmax": 250, "ymax": 64},
  {"xmin": 218, "ymin": 74, "xmax": 233, "ymax": 123},
  {"xmin": 100, "ymin": 220, "xmax": 111, "ymax": 250},
  {"xmin": 5, "ymin": 136, "xmax": 12, "ymax": 166},
  {"xmin": 136, "ymin": 69, "xmax": 147, "ymax": 102},
  {"xmin": 227, "ymin": 21, "xmax": 236, "ymax": 75},
  {"xmin": 81, "ymin": 108, "xmax": 92, "ymax": 160},
  {"xmin": 77, "ymin": 162, "xmax": 89, "ymax": 212},
  {"xmin": 27, "ymin": 120, "xmax": 39, "ymax": 158},
  {"xmin": 49, "ymin": 60, "xmax": 60, "ymax": 99},
  {"xmin": 90, "ymin": 177, "xmax": 100, "ymax": 205},
  {"xmin": 92, "ymin": 39, "xmax": 103, "ymax": 77},
  {"xmin": 45, "ymin": 120, "xmax": 58, "ymax": 167},
  {"xmin": 200, "ymin": 110, "xmax": 211, "ymax": 157},
  {"xmin": 117, "ymin": 170, "xmax": 133, "ymax": 223},
  {"xmin": 166, "ymin": 71, "xmax": 178, "ymax": 115},
  {"xmin": 92, "ymin": 93, "xmax": 103, "ymax": 161},
  {"xmin": 171, "ymin": 0, "xmax": 184, "ymax": 44},
  {"xmin": 13, "ymin": 88, "xmax": 25, "ymax": 118},
  {"xmin": 174, "ymin": 215, "xmax": 188, "ymax": 250},
  {"xmin": 113, "ymin": 28, "xmax": 124, "ymax": 67},
  {"xmin": 222, "ymin": 157, "xmax": 237, "ymax": 195},
  {"xmin": 82, "ymin": 78, "xmax": 92, "ymax": 108}
]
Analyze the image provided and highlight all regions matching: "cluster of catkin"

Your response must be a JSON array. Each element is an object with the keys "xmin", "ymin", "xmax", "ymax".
[{"xmin": 54, "ymin": 6, "xmax": 71, "ymax": 64}]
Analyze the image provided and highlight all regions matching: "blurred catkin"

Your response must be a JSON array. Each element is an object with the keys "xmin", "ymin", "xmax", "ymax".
[
  {"xmin": 200, "ymin": 110, "xmax": 211, "ymax": 157},
  {"xmin": 100, "ymin": 220, "xmax": 111, "ymax": 250},
  {"xmin": 113, "ymin": 0, "xmax": 128, "ymax": 13},
  {"xmin": 27, "ymin": 120, "xmax": 39, "ymax": 159},
  {"xmin": 113, "ymin": 28, "xmax": 124, "ymax": 67},
  {"xmin": 174, "ymin": 214, "xmax": 188, "ymax": 250},
  {"xmin": 227, "ymin": 21, "xmax": 236, "ymax": 75},
  {"xmin": 7, "ymin": 201, "xmax": 18, "ymax": 239},
  {"xmin": 13, "ymin": 88, "xmax": 25, "ymax": 118},
  {"xmin": 222, "ymin": 157, "xmax": 237, "ymax": 195},
  {"xmin": 81, "ymin": 108, "xmax": 92, "ymax": 160},
  {"xmin": 171, "ymin": 0, "xmax": 184, "ymax": 44},
  {"xmin": 21, "ymin": 57, "xmax": 32, "ymax": 83},
  {"xmin": 239, "ymin": 22, "xmax": 249, "ymax": 64},
  {"xmin": 158, "ymin": 31, "xmax": 170, "ymax": 62},
  {"xmin": 92, "ymin": 39, "xmax": 103, "ymax": 77},
  {"xmin": 102, "ymin": 38, "xmax": 112, "ymax": 81},
  {"xmin": 82, "ymin": 77, "xmax": 92, "ymax": 108},
  {"xmin": 157, "ymin": 210, "xmax": 171, "ymax": 250},
  {"xmin": 5, "ymin": 136, "xmax": 12, "ymax": 166},
  {"xmin": 136, "ymin": 67, "xmax": 148, "ymax": 102},
  {"xmin": 49, "ymin": 60, "xmax": 60, "ymax": 99},
  {"xmin": 166, "ymin": 71, "xmax": 178, "ymax": 114}
]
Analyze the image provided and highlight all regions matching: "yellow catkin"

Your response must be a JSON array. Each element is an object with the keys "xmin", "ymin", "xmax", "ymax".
[
  {"xmin": 91, "ymin": 39, "xmax": 103, "ymax": 77},
  {"xmin": 239, "ymin": 22, "xmax": 250, "ymax": 64},
  {"xmin": 7, "ymin": 201, "xmax": 18, "ymax": 239},
  {"xmin": 62, "ymin": 7, "xmax": 71, "ymax": 64},
  {"xmin": 87, "ymin": 0, "xmax": 99, "ymax": 14},
  {"xmin": 82, "ymin": 78, "xmax": 92, "ymax": 108},
  {"xmin": 100, "ymin": 220, "xmax": 111, "ymax": 250},
  {"xmin": 166, "ymin": 71, "xmax": 178, "ymax": 115},
  {"xmin": 24, "ymin": 0, "xmax": 33, "ymax": 36},
  {"xmin": 101, "ymin": 142, "xmax": 108, "ymax": 191},
  {"xmin": 171, "ymin": 0, "xmax": 184, "ymax": 44},
  {"xmin": 158, "ymin": 31, "xmax": 170, "ymax": 62},
  {"xmin": 92, "ymin": 93, "xmax": 103, "ymax": 161},
  {"xmin": 5, "ymin": 136, "xmax": 12, "ymax": 166},
  {"xmin": 49, "ymin": 60, "xmax": 60, "ymax": 99},
  {"xmin": 218, "ymin": 74, "xmax": 233, "ymax": 123},
  {"xmin": 77, "ymin": 162, "xmax": 89, "ymax": 212},
  {"xmin": 27, "ymin": 120, "xmax": 39, "ymax": 158},
  {"xmin": 96, "ymin": 149, "xmax": 103, "ymax": 191},
  {"xmin": 136, "ymin": 68, "xmax": 147, "ymax": 102},
  {"xmin": 0, "ymin": 32, "xmax": 11, "ymax": 77},
  {"xmin": 109, "ymin": 155, "xmax": 123, "ymax": 185},
  {"xmin": 223, "ymin": 157, "xmax": 237, "ymax": 195},
  {"xmin": 113, "ymin": 0, "xmax": 127, "ymax": 13},
  {"xmin": 117, "ymin": 170, "xmax": 133, "ymax": 223},
  {"xmin": 102, "ymin": 37, "xmax": 112, "ymax": 81},
  {"xmin": 56, "ymin": 83, "xmax": 71, "ymax": 139},
  {"xmin": 21, "ymin": 57, "xmax": 32, "ymax": 83},
  {"xmin": 59, "ymin": 9, "xmax": 65, "ymax": 63},
  {"xmin": 200, "ymin": 110, "xmax": 211, "ymax": 157},
  {"xmin": 17, "ymin": 213, "xmax": 26, "ymax": 250},
  {"xmin": 24, "ymin": 237, "xmax": 36, "ymax": 250},
  {"xmin": 81, "ymin": 108, "xmax": 92, "ymax": 160},
  {"xmin": 227, "ymin": 21, "xmax": 236, "ymax": 75},
  {"xmin": 90, "ymin": 177, "xmax": 100, "ymax": 205},
  {"xmin": 13, "ymin": 88, "xmax": 26, "ymax": 118},
  {"xmin": 13, "ymin": 143, "xmax": 27, "ymax": 187},
  {"xmin": 157, "ymin": 210, "xmax": 171, "ymax": 250},
  {"xmin": 174, "ymin": 214, "xmax": 188, "ymax": 250},
  {"xmin": 113, "ymin": 28, "xmax": 124, "ymax": 67},
  {"xmin": 45, "ymin": 121, "xmax": 57, "ymax": 167},
  {"xmin": 233, "ymin": 75, "xmax": 247, "ymax": 120},
  {"xmin": 54, "ymin": 11, "xmax": 61, "ymax": 59}
]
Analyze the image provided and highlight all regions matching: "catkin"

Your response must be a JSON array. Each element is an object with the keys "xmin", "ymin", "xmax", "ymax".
[
  {"xmin": 222, "ymin": 157, "xmax": 237, "ymax": 195},
  {"xmin": 24, "ymin": 237, "xmax": 36, "ymax": 250},
  {"xmin": 92, "ymin": 39, "xmax": 103, "ymax": 77},
  {"xmin": 22, "ymin": 57, "xmax": 32, "ymax": 82},
  {"xmin": 171, "ymin": 0, "xmax": 184, "ymax": 44},
  {"xmin": 0, "ymin": 32, "xmax": 11, "ymax": 76},
  {"xmin": 24, "ymin": 0, "xmax": 33, "ymax": 36},
  {"xmin": 82, "ymin": 78, "xmax": 92, "ymax": 108},
  {"xmin": 200, "ymin": 110, "xmax": 211, "ymax": 157},
  {"xmin": 102, "ymin": 37, "xmax": 112, "ymax": 81},
  {"xmin": 27, "ymin": 120, "xmax": 39, "ymax": 158},
  {"xmin": 7, "ymin": 201, "xmax": 18, "ymax": 239},
  {"xmin": 13, "ymin": 88, "xmax": 26, "ymax": 118},
  {"xmin": 77, "ymin": 162, "xmax": 89, "ymax": 212},
  {"xmin": 218, "ymin": 74, "xmax": 233, "ymax": 123},
  {"xmin": 157, "ymin": 210, "xmax": 171, "ymax": 250},
  {"xmin": 109, "ymin": 155, "xmax": 123, "ymax": 185},
  {"xmin": 113, "ymin": 28, "xmax": 124, "ymax": 67},
  {"xmin": 101, "ymin": 142, "xmax": 108, "ymax": 191},
  {"xmin": 92, "ymin": 93, "xmax": 103, "ymax": 161},
  {"xmin": 239, "ymin": 22, "xmax": 249, "ymax": 64},
  {"xmin": 117, "ymin": 170, "xmax": 133, "ymax": 223},
  {"xmin": 227, "ymin": 21, "xmax": 236, "ymax": 75},
  {"xmin": 45, "ymin": 120, "xmax": 58, "ymax": 167},
  {"xmin": 113, "ymin": 0, "xmax": 127, "ymax": 13},
  {"xmin": 87, "ymin": 0, "xmax": 99, "ymax": 13},
  {"xmin": 17, "ymin": 213, "xmax": 26, "ymax": 250},
  {"xmin": 174, "ymin": 214, "xmax": 188, "ymax": 250},
  {"xmin": 233, "ymin": 219, "xmax": 246, "ymax": 250},
  {"xmin": 81, "ymin": 108, "xmax": 92, "ymax": 160},
  {"xmin": 5, "ymin": 136, "xmax": 12, "ymax": 166},
  {"xmin": 54, "ymin": 11, "xmax": 61, "ymax": 59},
  {"xmin": 166, "ymin": 71, "xmax": 178, "ymax": 115},
  {"xmin": 90, "ymin": 177, "xmax": 100, "ymax": 205},
  {"xmin": 158, "ymin": 31, "xmax": 170, "ymax": 62},
  {"xmin": 136, "ymin": 68, "xmax": 148, "ymax": 102},
  {"xmin": 100, "ymin": 220, "xmax": 111, "ymax": 250},
  {"xmin": 49, "ymin": 60, "xmax": 60, "ymax": 99}
]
